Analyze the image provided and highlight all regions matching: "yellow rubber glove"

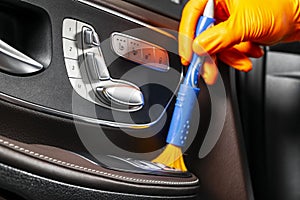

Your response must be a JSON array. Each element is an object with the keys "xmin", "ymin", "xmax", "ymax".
[{"xmin": 179, "ymin": 0, "xmax": 300, "ymax": 84}]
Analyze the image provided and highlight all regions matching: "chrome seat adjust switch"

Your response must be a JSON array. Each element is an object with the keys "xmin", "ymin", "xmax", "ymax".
[
  {"xmin": 85, "ymin": 52, "xmax": 110, "ymax": 80},
  {"xmin": 83, "ymin": 28, "xmax": 100, "ymax": 46},
  {"xmin": 97, "ymin": 83, "xmax": 144, "ymax": 109}
]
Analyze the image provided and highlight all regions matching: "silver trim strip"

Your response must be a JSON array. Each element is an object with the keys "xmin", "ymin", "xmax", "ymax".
[
  {"xmin": 76, "ymin": 0, "xmax": 177, "ymax": 40},
  {"xmin": 0, "ymin": 39, "xmax": 43, "ymax": 74}
]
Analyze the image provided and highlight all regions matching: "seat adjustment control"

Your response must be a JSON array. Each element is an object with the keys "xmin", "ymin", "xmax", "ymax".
[
  {"xmin": 83, "ymin": 28, "xmax": 100, "ymax": 46},
  {"xmin": 62, "ymin": 18, "xmax": 144, "ymax": 112},
  {"xmin": 97, "ymin": 84, "xmax": 144, "ymax": 109},
  {"xmin": 86, "ymin": 52, "xmax": 110, "ymax": 80}
]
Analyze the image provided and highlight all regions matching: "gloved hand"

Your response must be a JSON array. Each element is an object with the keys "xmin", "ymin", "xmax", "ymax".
[{"xmin": 179, "ymin": 0, "xmax": 300, "ymax": 84}]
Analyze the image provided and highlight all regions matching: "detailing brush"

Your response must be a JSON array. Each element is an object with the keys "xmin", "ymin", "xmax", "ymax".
[{"xmin": 152, "ymin": 0, "xmax": 215, "ymax": 171}]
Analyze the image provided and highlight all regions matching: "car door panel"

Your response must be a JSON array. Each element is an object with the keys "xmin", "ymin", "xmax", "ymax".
[{"xmin": 0, "ymin": 0, "xmax": 259, "ymax": 199}]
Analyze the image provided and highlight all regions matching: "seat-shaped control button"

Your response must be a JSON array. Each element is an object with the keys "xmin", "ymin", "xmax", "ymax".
[
  {"xmin": 97, "ymin": 84, "xmax": 144, "ymax": 107},
  {"xmin": 83, "ymin": 28, "xmax": 100, "ymax": 46},
  {"xmin": 85, "ymin": 52, "xmax": 110, "ymax": 80}
]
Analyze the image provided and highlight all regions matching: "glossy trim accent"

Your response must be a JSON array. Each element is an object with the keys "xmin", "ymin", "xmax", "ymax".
[{"xmin": 0, "ymin": 39, "xmax": 43, "ymax": 75}]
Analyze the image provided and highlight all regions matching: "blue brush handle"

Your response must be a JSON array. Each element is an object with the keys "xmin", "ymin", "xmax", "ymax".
[
  {"xmin": 183, "ymin": 16, "xmax": 215, "ymax": 87},
  {"xmin": 166, "ymin": 16, "xmax": 215, "ymax": 147}
]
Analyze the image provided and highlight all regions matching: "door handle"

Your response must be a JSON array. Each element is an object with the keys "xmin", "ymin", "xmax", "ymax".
[{"xmin": 0, "ymin": 39, "xmax": 43, "ymax": 75}]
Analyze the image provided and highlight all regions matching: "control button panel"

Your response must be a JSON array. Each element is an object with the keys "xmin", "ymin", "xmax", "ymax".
[
  {"xmin": 62, "ymin": 19, "xmax": 144, "ymax": 112},
  {"xmin": 62, "ymin": 18, "xmax": 86, "ymax": 102},
  {"xmin": 111, "ymin": 32, "xmax": 170, "ymax": 72}
]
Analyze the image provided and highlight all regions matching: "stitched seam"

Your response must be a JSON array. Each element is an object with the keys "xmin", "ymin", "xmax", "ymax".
[{"xmin": 0, "ymin": 139, "xmax": 199, "ymax": 185}]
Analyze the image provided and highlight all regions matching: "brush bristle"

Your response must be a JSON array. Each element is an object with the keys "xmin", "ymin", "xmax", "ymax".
[{"xmin": 152, "ymin": 144, "xmax": 187, "ymax": 172}]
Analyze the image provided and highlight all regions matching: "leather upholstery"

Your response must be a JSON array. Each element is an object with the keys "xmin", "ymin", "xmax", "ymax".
[{"xmin": 0, "ymin": 135, "xmax": 199, "ymax": 198}]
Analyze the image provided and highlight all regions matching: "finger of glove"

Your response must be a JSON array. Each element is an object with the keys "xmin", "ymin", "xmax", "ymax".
[
  {"xmin": 233, "ymin": 42, "xmax": 264, "ymax": 58},
  {"xmin": 282, "ymin": 32, "xmax": 300, "ymax": 43},
  {"xmin": 179, "ymin": 0, "xmax": 208, "ymax": 65},
  {"xmin": 202, "ymin": 55, "xmax": 218, "ymax": 85},
  {"xmin": 179, "ymin": 34, "xmax": 193, "ymax": 66},
  {"xmin": 192, "ymin": 19, "xmax": 241, "ymax": 56},
  {"xmin": 218, "ymin": 48, "xmax": 252, "ymax": 72}
]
